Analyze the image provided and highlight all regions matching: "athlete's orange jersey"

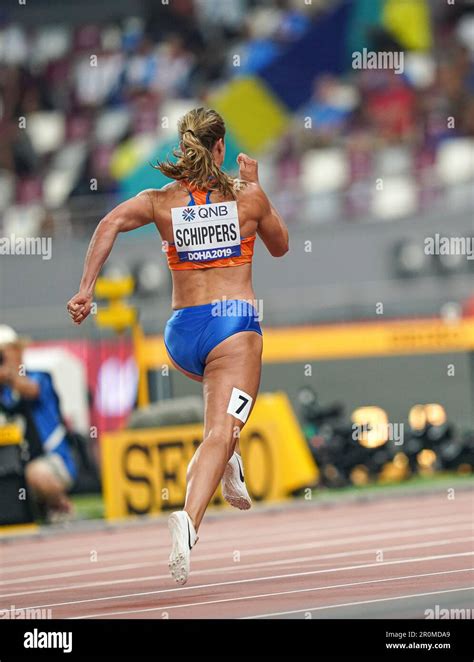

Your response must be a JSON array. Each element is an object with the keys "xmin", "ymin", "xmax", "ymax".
[{"xmin": 167, "ymin": 185, "xmax": 256, "ymax": 271}]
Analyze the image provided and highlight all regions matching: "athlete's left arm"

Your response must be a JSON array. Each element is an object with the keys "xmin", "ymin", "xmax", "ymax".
[{"xmin": 67, "ymin": 191, "xmax": 154, "ymax": 325}]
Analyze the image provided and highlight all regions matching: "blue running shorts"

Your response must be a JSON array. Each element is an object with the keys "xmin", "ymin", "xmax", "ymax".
[{"xmin": 164, "ymin": 299, "xmax": 262, "ymax": 378}]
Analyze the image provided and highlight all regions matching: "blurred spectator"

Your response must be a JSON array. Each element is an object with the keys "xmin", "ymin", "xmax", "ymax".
[
  {"xmin": 153, "ymin": 34, "xmax": 194, "ymax": 98},
  {"xmin": 275, "ymin": 1, "xmax": 312, "ymax": 43},
  {"xmin": 124, "ymin": 35, "xmax": 159, "ymax": 95},
  {"xmin": 194, "ymin": 0, "xmax": 247, "ymax": 37},
  {"xmin": 362, "ymin": 70, "xmax": 417, "ymax": 144},
  {"xmin": 300, "ymin": 75, "xmax": 357, "ymax": 146},
  {"xmin": 73, "ymin": 50, "xmax": 124, "ymax": 108}
]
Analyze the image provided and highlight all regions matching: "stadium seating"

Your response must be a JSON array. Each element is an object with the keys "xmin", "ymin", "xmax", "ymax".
[{"xmin": 0, "ymin": 0, "xmax": 473, "ymax": 232}]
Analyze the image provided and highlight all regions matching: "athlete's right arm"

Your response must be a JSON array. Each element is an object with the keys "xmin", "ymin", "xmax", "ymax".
[
  {"xmin": 67, "ymin": 191, "xmax": 154, "ymax": 325},
  {"xmin": 255, "ymin": 188, "xmax": 289, "ymax": 257},
  {"xmin": 237, "ymin": 153, "xmax": 289, "ymax": 257}
]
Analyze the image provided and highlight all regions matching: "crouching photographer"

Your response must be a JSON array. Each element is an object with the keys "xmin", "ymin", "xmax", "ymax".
[{"xmin": 0, "ymin": 325, "xmax": 77, "ymax": 517}]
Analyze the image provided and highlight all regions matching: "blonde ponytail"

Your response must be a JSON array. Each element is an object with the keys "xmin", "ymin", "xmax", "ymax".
[{"xmin": 155, "ymin": 108, "xmax": 241, "ymax": 198}]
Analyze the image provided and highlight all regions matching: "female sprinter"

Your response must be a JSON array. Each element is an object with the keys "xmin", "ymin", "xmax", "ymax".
[{"xmin": 67, "ymin": 107, "xmax": 288, "ymax": 585}]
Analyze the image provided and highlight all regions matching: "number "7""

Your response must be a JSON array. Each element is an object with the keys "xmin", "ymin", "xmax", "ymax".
[{"xmin": 236, "ymin": 395, "xmax": 249, "ymax": 415}]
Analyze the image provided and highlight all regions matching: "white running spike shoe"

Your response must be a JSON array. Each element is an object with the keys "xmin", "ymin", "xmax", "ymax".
[
  {"xmin": 222, "ymin": 452, "xmax": 252, "ymax": 510},
  {"xmin": 168, "ymin": 510, "xmax": 198, "ymax": 585}
]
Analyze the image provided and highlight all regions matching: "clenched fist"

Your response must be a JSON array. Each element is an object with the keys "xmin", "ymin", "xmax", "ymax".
[
  {"xmin": 237, "ymin": 153, "xmax": 259, "ymax": 184},
  {"xmin": 67, "ymin": 291, "xmax": 93, "ymax": 325}
]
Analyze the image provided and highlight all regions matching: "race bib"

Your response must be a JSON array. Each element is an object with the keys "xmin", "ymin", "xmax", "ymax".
[{"xmin": 171, "ymin": 201, "xmax": 241, "ymax": 263}]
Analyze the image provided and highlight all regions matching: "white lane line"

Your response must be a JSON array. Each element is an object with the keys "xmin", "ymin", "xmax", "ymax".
[
  {"xmin": 1, "ymin": 520, "xmax": 471, "ymax": 588},
  {"xmin": 22, "ymin": 551, "xmax": 474, "ymax": 611},
  {"xmin": 4, "ymin": 494, "xmax": 471, "ymax": 564},
  {"xmin": 4, "ymin": 492, "xmax": 470, "ymax": 562},
  {"xmin": 244, "ymin": 586, "xmax": 474, "ymax": 619},
  {"xmin": 1, "ymin": 534, "xmax": 471, "ymax": 600},
  {"xmin": 4, "ymin": 511, "xmax": 470, "ymax": 575},
  {"xmin": 71, "ymin": 575, "xmax": 474, "ymax": 620},
  {"xmin": 0, "ymin": 562, "xmax": 158, "ymax": 587}
]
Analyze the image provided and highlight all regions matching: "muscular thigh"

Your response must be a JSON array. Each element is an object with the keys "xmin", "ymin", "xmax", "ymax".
[{"xmin": 202, "ymin": 331, "xmax": 263, "ymax": 437}]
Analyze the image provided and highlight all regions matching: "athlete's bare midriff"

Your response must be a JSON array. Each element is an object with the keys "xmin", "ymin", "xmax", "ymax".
[
  {"xmin": 170, "ymin": 263, "xmax": 255, "ymax": 309},
  {"xmin": 148, "ymin": 182, "xmax": 259, "ymax": 309}
]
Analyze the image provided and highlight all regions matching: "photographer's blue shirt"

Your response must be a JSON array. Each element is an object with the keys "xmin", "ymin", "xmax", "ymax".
[{"xmin": 0, "ymin": 371, "xmax": 77, "ymax": 480}]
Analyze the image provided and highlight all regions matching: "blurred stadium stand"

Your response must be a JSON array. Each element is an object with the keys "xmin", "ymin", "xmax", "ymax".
[{"xmin": 0, "ymin": 0, "xmax": 473, "ymax": 337}]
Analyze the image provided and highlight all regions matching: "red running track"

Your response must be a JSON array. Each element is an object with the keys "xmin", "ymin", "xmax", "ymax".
[{"xmin": 0, "ymin": 491, "xmax": 472, "ymax": 619}]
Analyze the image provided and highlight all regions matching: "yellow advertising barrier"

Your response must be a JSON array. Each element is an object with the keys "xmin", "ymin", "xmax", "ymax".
[
  {"xmin": 135, "ymin": 318, "xmax": 474, "ymax": 370},
  {"xmin": 0, "ymin": 523, "xmax": 39, "ymax": 537},
  {"xmin": 101, "ymin": 392, "xmax": 318, "ymax": 520}
]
